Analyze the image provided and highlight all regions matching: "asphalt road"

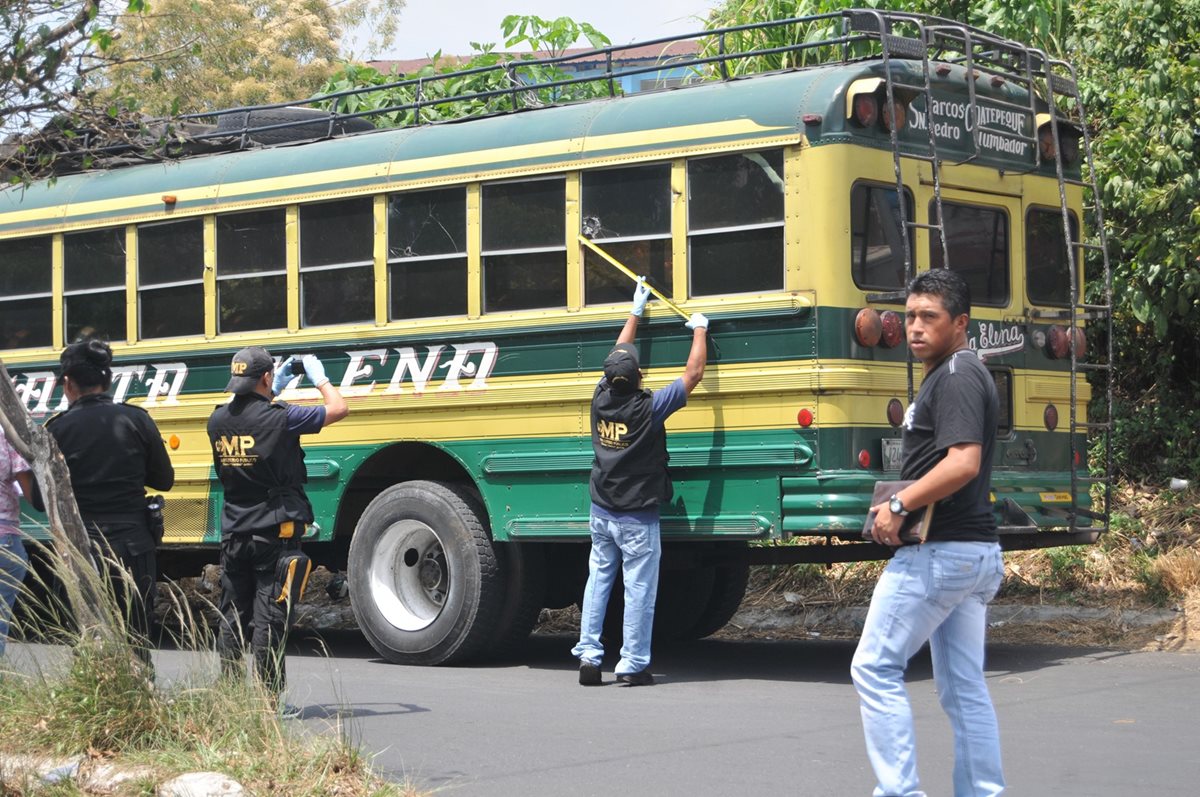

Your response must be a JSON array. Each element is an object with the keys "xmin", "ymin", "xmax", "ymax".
[
  {"xmin": 11, "ymin": 632, "xmax": 1199, "ymax": 795},
  {"xmin": 250, "ymin": 631, "xmax": 1200, "ymax": 795}
]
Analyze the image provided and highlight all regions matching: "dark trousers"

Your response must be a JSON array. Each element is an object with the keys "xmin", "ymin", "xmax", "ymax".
[
  {"xmin": 216, "ymin": 533, "xmax": 295, "ymax": 694},
  {"xmin": 86, "ymin": 518, "xmax": 157, "ymax": 666}
]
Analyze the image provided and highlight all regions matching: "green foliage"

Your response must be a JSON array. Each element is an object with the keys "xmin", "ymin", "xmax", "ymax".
[
  {"xmin": 318, "ymin": 14, "xmax": 614, "ymax": 128},
  {"xmin": 1071, "ymin": 0, "xmax": 1200, "ymax": 480}
]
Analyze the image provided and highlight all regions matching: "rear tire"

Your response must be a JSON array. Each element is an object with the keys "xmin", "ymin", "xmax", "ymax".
[
  {"xmin": 487, "ymin": 542, "xmax": 546, "ymax": 661},
  {"xmin": 687, "ymin": 559, "xmax": 750, "ymax": 639},
  {"xmin": 348, "ymin": 481, "xmax": 501, "ymax": 665}
]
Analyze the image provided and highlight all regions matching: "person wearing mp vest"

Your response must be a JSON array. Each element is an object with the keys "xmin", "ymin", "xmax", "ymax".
[
  {"xmin": 207, "ymin": 347, "xmax": 347, "ymax": 714},
  {"xmin": 572, "ymin": 278, "xmax": 708, "ymax": 686}
]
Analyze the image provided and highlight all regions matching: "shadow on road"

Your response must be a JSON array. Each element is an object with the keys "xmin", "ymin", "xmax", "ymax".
[{"xmin": 283, "ymin": 627, "xmax": 1140, "ymax": 687}]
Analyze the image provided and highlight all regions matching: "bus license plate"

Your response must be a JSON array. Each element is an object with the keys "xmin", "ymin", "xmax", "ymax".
[{"xmin": 882, "ymin": 438, "xmax": 903, "ymax": 472}]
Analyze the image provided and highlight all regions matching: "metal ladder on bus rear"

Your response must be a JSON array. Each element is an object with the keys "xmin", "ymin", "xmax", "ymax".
[
  {"xmin": 1038, "ymin": 60, "xmax": 1114, "ymax": 536},
  {"xmin": 848, "ymin": 10, "xmax": 950, "ymax": 405}
]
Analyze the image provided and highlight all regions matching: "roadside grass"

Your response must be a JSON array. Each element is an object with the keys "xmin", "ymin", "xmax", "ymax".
[{"xmin": 0, "ymin": 540, "xmax": 423, "ymax": 796}]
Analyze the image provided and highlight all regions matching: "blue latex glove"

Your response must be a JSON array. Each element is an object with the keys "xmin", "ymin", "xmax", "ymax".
[
  {"xmin": 271, "ymin": 357, "xmax": 295, "ymax": 395},
  {"xmin": 631, "ymin": 277, "xmax": 652, "ymax": 317},
  {"xmin": 301, "ymin": 354, "xmax": 329, "ymax": 388},
  {"xmin": 685, "ymin": 312, "xmax": 709, "ymax": 331}
]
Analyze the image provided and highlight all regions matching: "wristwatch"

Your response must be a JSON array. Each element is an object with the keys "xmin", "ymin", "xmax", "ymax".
[{"xmin": 889, "ymin": 494, "xmax": 909, "ymax": 517}]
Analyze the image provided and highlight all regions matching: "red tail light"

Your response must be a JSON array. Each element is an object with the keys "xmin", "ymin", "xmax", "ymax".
[
  {"xmin": 858, "ymin": 449, "xmax": 871, "ymax": 468},
  {"xmin": 1044, "ymin": 404, "xmax": 1059, "ymax": 431},
  {"xmin": 855, "ymin": 308, "xmax": 883, "ymax": 347},
  {"xmin": 880, "ymin": 311, "xmax": 903, "ymax": 348},
  {"xmin": 887, "ymin": 398, "xmax": 905, "ymax": 427},
  {"xmin": 797, "ymin": 408, "xmax": 814, "ymax": 427}
]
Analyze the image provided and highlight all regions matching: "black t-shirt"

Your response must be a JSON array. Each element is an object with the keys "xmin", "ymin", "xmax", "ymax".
[{"xmin": 900, "ymin": 348, "xmax": 998, "ymax": 542}]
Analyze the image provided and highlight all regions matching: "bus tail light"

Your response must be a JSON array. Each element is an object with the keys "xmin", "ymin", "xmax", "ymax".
[
  {"xmin": 854, "ymin": 308, "xmax": 883, "ymax": 347},
  {"xmin": 881, "ymin": 99, "xmax": 907, "ymax": 132},
  {"xmin": 852, "ymin": 94, "xmax": 878, "ymax": 128},
  {"xmin": 1036, "ymin": 114, "xmax": 1081, "ymax": 165},
  {"xmin": 1044, "ymin": 403, "xmax": 1059, "ymax": 431},
  {"xmin": 1046, "ymin": 325, "xmax": 1070, "ymax": 359},
  {"xmin": 880, "ymin": 310, "xmax": 903, "ymax": 348},
  {"xmin": 1071, "ymin": 327, "xmax": 1087, "ymax": 359},
  {"xmin": 1074, "ymin": 450, "xmax": 1082, "ymax": 466},
  {"xmin": 858, "ymin": 449, "xmax": 871, "ymax": 468},
  {"xmin": 797, "ymin": 408, "xmax": 814, "ymax": 427},
  {"xmin": 887, "ymin": 398, "xmax": 904, "ymax": 427}
]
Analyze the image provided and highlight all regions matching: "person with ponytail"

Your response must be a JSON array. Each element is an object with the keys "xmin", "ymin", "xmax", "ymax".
[{"xmin": 44, "ymin": 338, "xmax": 175, "ymax": 667}]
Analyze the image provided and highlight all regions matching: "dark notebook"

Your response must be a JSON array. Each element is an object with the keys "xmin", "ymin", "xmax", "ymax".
[{"xmin": 862, "ymin": 480, "xmax": 934, "ymax": 544}]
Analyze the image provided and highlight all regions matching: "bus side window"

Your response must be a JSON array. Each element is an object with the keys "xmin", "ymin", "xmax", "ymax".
[
  {"xmin": 850, "ymin": 182, "xmax": 914, "ymax": 290},
  {"xmin": 482, "ymin": 177, "xmax": 567, "ymax": 313},
  {"xmin": 217, "ymin": 208, "xmax": 287, "ymax": 334},
  {"xmin": 687, "ymin": 149, "xmax": 784, "ymax": 297},
  {"xmin": 138, "ymin": 218, "xmax": 204, "ymax": 339},
  {"xmin": 64, "ymin": 227, "xmax": 127, "ymax": 342},
  {"xmin": 0, "ymin": 236, "xmax": 53, "ymax": 349},
  {"xmin": 930, "ymin": 201, "xmax": 1010, "ymax": 307},
  {"xmin": 1026, "ymin": 208, "xmax": 1078, "ymax": 306},
  {"xmin": 300, "ymin": 197, "xmax": 375, "ymax": 327},
  {"xmin": 582, "ymin": 164, "xmax": 672, "ymax": 305},
  {"xmin": 388, "ymin": 187, "xmax": 468, "ymax": 319}
]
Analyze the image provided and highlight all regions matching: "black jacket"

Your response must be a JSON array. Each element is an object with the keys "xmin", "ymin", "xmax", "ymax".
[
  {"xmin": 44, "ymin": 392, "xmax": 175, "ymax": 519},
  {"xmin": 207, "ymin": 393, "xmax": 313, "ymax": 534},
  {"xmin": 589, "ymin": 381, "xmax": 672, "ymax": 512}
]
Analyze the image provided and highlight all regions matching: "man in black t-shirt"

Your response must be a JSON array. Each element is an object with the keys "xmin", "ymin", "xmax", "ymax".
[{"xmin": 851, "ymin": 269, "xmax": 1007, "ymax": 797}]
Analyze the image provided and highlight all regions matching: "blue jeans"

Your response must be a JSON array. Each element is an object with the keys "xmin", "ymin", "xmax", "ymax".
[
  {"xmin": 572, "ymin": 512, "xmax": 662, "ymax": 675},
  {"xmin": 0, "ymin": 533, "xmax": 30, "ymax": 656},
  {"xmin": 851, "ymin": 541, "xmax": 1006, "ymax": 797}
]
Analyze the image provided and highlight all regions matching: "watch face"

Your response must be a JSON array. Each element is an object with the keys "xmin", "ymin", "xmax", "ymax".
[{"xmin": 890, "ymin": 497, "xmax": 904, "ymax": 514}]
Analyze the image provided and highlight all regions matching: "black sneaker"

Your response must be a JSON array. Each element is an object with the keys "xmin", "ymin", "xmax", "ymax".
[
  {"xmin": 616, "ymin": 670, "xmax": 655, "ymax": 686},
  {"xmin": 579, "ymin": 661, "xmax": 602, "ymax": 686}
]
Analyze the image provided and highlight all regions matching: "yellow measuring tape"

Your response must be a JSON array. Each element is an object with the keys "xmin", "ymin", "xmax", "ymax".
[{"xmin": 578, "ymin": 235, "xmax": 690, "ymax": 321}]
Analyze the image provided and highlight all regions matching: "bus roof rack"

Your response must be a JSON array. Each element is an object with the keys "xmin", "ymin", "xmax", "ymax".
[{"xmin": 4, "ymin": 9, "xmax": 1078, "ymax": 177}]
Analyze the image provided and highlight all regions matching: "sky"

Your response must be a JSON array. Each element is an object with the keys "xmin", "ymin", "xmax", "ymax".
[{"xmin": 351, "ymin": 0, "xmax": 718, "ymax": 59}]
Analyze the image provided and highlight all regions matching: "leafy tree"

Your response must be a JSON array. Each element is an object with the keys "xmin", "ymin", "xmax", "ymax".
[
  {"xmin": 96, "ymin": 0, "xmax": 405, "ymax": 116},
  {"xmin": 1070, "ymin": 0, "xmax": 1200, "ymax": 480},
  {"xmin": 317, "ymin": 14, "xmax": 612, "ymax": 128}
]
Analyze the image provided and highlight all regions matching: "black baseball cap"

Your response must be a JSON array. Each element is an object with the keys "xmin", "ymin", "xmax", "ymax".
[
  {"xmin": 603, "ymin": 343, "xmax": 641, "ymax": 394},
  {"xmin": 225, "ymin": 346, "xmax": 274, "ymax": 394}
]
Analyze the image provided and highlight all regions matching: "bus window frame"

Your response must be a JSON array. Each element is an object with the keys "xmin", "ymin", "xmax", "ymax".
[
  {"xmin": 215, "ymin": 207, "xmax": 289, "ymax": 335},
  {"xmin": 1024, "ymin": 205, "xmax": 1080, "ymax": 308},
  {"xmin": 988, "ymin": 365, "xmax": 1016, "ymax": 440},
  {"xmin": 136, "ymin": 216, "xmax": 206, "ymax": 340},
  {"xmin": 849, "ymin": 179, "xmax": 916, "ymax": 293},
  {"xmin": 63, "ymin": 226, "xmax": 128, "ymax": 343},
  {"xmin": 928, "ymin": 198, "xmax": 1011, "ymax": 308},
  {"xmin": 386, "ymin": 185, "xmax": 470, "ymax": 321},
  {"xmin": 686, "ymin": 148, "xmax": 786, "ymax": 299},
  {"xmin": 298, "ymin": 196, "xmax": 376, "ymax": 328},
  {"xmin": 481, "ymin": 174, "xmax": 568, "ymax": 313},
  {"xmin": 581, "ymin": 162, "xmax": 673, "ymax": 307},
  {"xmin": 0, "ymin": 235, "xmax": 53, "ymax": 350}
]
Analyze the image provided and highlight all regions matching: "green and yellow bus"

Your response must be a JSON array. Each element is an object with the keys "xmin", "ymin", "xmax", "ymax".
[{"xmin": 0, "ymin": 10, "xmax": 1111, "ymax": 664}]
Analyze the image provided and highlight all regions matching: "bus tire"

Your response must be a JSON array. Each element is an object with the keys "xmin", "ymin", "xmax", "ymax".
[
  {"xmin": 347, "ymin": 480, "xmax": 501, "ymax": 666},
  {"xmin": 599, "ymin": 565, "xmax": 715, "ymax": 645},
  {"xmin": 487, "ymin": 541, "xmax": 547, "ymax": 661},
  {"xmin": 687, "ymin": 560, "xmax": 750, "ymax": 639},
  {"xmin": 215, "ymin": 106, "xmax": 375, "ymax": 144}
]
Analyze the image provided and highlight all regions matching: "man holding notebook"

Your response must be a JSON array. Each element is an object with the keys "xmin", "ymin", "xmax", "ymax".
[{"xmin": 851, "ymin": 269, "xmax": 1006, "ymax": 797}]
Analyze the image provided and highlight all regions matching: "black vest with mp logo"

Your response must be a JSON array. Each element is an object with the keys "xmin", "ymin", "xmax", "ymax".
[
  {"xmin": 207, "ymin": 393, "xmax": 312, "ymax": 534},
  {"xmin": 589, "ymin": 381, "xmax": 671, "ymax": 512}
]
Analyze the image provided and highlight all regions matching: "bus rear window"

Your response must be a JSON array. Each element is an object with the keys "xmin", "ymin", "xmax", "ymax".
[
  {"xmin": 930, "ymin": 201, "xmax": 1009, "ymax": 306},
  {"xmin": 688, "ymin": 150, "xmax": 784, "ymax": 297},
  {"xmin": 990, "ymin": 367, "xmax": 1013, "ymax": 436},
  {"xmin": 851, "ymin": 182, "xmax": 914, "ymax": 291},
  {"xmin": 64, "ymin": 227, "xmax": 127, "ymax": 342},
  {"xmin": 0, "ymin": 236, "xmax": 52, "ymax": 349},
  {"xmin": 1026, "ymin": 208, "xmax": 1078, "ymax": 306}
]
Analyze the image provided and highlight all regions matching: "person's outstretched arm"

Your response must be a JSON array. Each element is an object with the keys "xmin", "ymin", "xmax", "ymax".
[
  {"xmin": 616, "ymin": 277, "xmax": 653, "ymax": 346},
  {"xmin": 681, "ymin": 313, "xmax": 708, "ymax": 395}
]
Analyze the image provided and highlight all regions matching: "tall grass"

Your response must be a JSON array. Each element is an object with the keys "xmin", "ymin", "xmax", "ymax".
[{"xmin": 0, "ymin": 537, "xmax": 418, "ymax": 796}]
